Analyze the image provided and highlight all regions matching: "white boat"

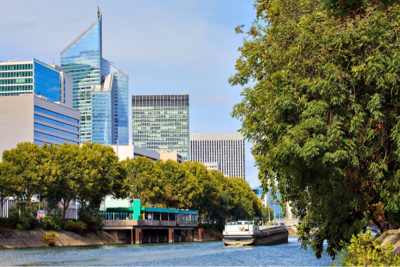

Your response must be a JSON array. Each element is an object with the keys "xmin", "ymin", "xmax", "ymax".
[{"xmin": 222, "ymin": 221, "xmax": 288, "ymax": 246}]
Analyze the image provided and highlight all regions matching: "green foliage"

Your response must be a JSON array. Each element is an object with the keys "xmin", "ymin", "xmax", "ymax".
[
  {"xmin": 39, "ymin": 215, "xmax": 64, "ymax": 231},
  {"xmin": 231, "ymin": 0, "xmax": 400, "ymax": 259},
  {"xmin": 319, "ymin": 0, "xmax": 399, "ymax": 17},
  {"xmin": 41, "ymin": 231, "xmax": 58, "ymax": 247},
  {"xmin": 78, "ymin": 205, "xmax": 103, "ymax": 233},
  {"xmin": 63, "ymin": 220, "xmax": 87, "ymax": 235},
  {"xmin": 1, "ymin": 141, "xmax": 265, "ymax": 237},
  {"xmin": 334, "ymin": 230, "xmax": 400, "ymax": 266},
  {"xmin": 9, "ymin": 204, "xmax": 37, "ymax": 230},
  {"xmin": 2, "ymin": 142, "xmax": 49, "ymax": 207}
]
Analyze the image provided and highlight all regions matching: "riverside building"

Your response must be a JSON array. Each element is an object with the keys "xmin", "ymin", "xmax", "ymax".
[
  {"xmin": 190, "ymin": 133, "xmax": 245, "ymax": 179},
  {"xmin": 132, "ymin": 94, "xmax": 190, "ymax": 161},
  {"xmin": 60, "ymin": 6, "xmax": 129, "ymax": 145}
]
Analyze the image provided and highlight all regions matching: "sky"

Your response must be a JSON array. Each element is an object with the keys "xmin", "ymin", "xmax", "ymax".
[{"xmin": 0, "ymin": 0, "xmax": 261, "ymax": 188}]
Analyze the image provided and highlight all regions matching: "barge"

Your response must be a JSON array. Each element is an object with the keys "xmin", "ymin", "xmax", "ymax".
[{"xmin": 222, "ymin": 221, "xmax": 288, "ymax": 246}]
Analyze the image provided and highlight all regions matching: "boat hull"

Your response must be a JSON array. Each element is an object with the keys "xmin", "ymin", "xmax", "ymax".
[{"xmin": 223, "ymin": 228, "xmax": 288, "ymax": 246}]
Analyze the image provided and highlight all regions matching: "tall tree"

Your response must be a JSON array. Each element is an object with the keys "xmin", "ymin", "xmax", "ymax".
[
  {"xmin": 183, "ymin": 161, "xmax": 220, "ymax": 218},
  {"xmin": 80, "ymin": 143, "xmax": 119, "ymax": 210},
  {"xmin": 123, "ymin": 156, "xmax": 164, "ymax": 205},
  {"xmin": 230, "ymin": 0, "xmax": 400, "ymax": 258},
  {"xmin": 43, "ymin": 143, "xmax": 80, "ymax": 218},
  {"xmin": 2, "ymin": 142, "xmax": 49, "ymax": 207},
  {"xmin": 157, "ymin": 160, "xmax": 200, "ymax": 209}
]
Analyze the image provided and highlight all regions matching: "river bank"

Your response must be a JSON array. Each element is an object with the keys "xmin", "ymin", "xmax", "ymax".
[
  {"xmin": 0, "ymin": 229, "xmax": 220, "ymax": 249},
  {"xmin": 0, "ymin": 230, "xmax": 119, "ymax": 249}
]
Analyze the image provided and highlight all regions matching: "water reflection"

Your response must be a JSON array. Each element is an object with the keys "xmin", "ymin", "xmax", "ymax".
[{"xmin": 0, "ymin": 237, "xmax": 335, "ymax": 266}]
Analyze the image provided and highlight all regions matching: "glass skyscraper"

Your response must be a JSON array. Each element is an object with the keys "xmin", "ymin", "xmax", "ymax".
[
  {"xmin": 60, "ymin": 7, "xmax": 129, "ymax": 145},
  {"xmin": 132, "ymin": 94, "xmax": 190, "ymax": 161}
]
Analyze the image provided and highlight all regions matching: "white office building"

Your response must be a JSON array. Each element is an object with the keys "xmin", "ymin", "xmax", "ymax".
[{"xmin": 190, "ymin": 133, "xmax": 245, "ymax": 179}]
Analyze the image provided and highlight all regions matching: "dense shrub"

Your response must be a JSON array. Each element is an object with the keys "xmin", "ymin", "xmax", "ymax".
[
  {"xmin": 63, "ymin": 220, "xmax": 87, "ymax": 235},
  {"xmin": 39, "ymin": 215, "xmax": 63, "ymax": 231},
  {"xmin": 78, "ymin": 206, "xmax": 103, "ymax": 232},
  {"xmin": 9, "ymin": 205, "xmax": 36, "ymax": 230},
  {"xmin": 335, "ymin": 230, "xmax": 400, "ymax": 266},
  {"xmin": 41, "ymin": 231, "xmax": 58, "ymax": 247}
]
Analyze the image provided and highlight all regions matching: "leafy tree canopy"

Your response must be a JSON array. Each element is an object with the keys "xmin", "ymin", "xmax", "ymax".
[{"xmin": 231, "ymin": 0, "xmax": 400, "ymax": 259}]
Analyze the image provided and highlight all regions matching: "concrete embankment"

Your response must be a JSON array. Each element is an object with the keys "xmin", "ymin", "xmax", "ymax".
[
  {"xmin": 378, "ymin": 229, "xmax": 400, "ymax": 256},
  {"xmin": 0, "ymin": 230, "xmax": 119, "ymax": 249},
  {"xmin": 0, "ymin": 229, "xmax": 220, "ymax": 249}
]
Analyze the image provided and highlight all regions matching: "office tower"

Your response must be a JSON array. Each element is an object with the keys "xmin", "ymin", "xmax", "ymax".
[
  {"xmin": 60, "ymin": 7, "xmax": 129, "ymax": 145},
  {"xmin": 132, "ymin": 94, "xmax": 190, "ymax": 161},
  {"xmin": 0, "ymin": 59, "xmax": 80, "ymax": 153},
  {"xmin": 190, "ymin": 133, "xmax": 245, "ymax": 179},
  {"xmin": 0, "ymin": 59, "xmax": 72, "ymax": 104}
]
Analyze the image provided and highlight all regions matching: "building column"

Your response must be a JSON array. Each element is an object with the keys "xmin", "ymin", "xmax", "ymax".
[
  {"xmin": 148, "ymin": 230, "xmax": 151, "ymax": 243},
  {"xmin": 135, "ymin": 229, "xmax": 142, "ymax": 244},
  {"xmin": 198, "ymin": 228, "xmax": 203, "ymax": 242},
  {"xmin": 168, "ymin": 229, "xmax": 174, "ymax": 243},
  {"xmin": 131, "ymin": 229, "xmax": 133, "ymax": 244},
  {"xmin": 157, "ymin": 230, "xmax": 159, "ymax": 243}
]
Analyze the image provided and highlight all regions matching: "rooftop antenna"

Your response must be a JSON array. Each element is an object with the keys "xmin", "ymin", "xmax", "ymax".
[{"xmin": 97, "ymin": 3, "xmax": 101, "ymax": 19}]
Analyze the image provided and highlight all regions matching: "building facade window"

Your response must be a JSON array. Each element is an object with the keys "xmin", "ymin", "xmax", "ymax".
[
  {"xmin": 34, "ymin": 106, "xmax": 79, "ymax": 124},
  {"xmin": 34, "ymin": 131, "xmax": 78, "ymax": 145}
]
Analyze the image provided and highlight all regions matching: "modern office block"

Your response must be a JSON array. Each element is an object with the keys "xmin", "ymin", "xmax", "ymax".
[
  {"xmin": 0, "ymin": 94, "xmax": 80, "ymax": 156},
  {"xmin": 190, "ymin": 133, "xmax": 245, "ymax": 179},
  {"xmin": 132, "ymin": 94, "xmax": 190, "ymax": 161},
  {"xmin": 60, "ymin": 7, "xmax": 129, "ymax": 145},
  {"xmin": 0, "ymin": 59, "xmax": 73, "ymax": 104}
]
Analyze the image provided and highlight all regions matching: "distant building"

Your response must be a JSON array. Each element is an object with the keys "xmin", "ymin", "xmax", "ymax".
[
  {"xmin": 203, "ymin": 162, "xmax": 221, "ymax": 172},
  {"xmin": 252, "ymin": 185, "xmax": 293, "ymax": 221},
  {"xmin": 158, "ymin": 149, "xmax": 183, "ymax": 164},
  {"xmin": 110, "ymin": 145, "xmax": 160, "ymax": 162},
  {"xmin": 132, "ymin": 94, "xmax": 190, "ymax": 161},
  {"xmin": 190, "ymin": 133, "xmax": 245, "ymax": 179},
  {"xmin": 60, "ymin": 6, "xmax": 129, "ymax": 145}
]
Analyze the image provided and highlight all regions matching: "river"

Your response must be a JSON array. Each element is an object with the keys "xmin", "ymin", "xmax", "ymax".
[{"xmin": 0, "ymin": 237, "xmax": 336, "ymax": 266}]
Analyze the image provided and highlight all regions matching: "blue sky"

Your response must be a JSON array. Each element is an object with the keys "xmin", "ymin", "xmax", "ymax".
[{"xmin": 0, "ymin": 0, "xmax": 260, "ymax": 188}]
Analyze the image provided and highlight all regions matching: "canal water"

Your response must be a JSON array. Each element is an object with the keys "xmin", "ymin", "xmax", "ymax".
[{"xmin": 0, "ymin": 237, "xmax": 335, "ymax": 266}]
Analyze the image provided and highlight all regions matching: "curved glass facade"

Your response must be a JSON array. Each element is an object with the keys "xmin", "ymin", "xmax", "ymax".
[
  {"xmin": 60, "ymin": 14, "xmax": 102, "ymax": 143},
  {"xmin": 61, "ymin": 9, "xmax": 129, "ymax": 146}
]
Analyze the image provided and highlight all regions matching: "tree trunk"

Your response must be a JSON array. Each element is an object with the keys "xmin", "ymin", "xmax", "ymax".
[{"xmin": 62, "ymin": 198, "xmax": 71, "ymax": 219}]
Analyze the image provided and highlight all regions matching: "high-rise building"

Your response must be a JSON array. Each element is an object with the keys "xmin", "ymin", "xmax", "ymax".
[
  {"xmin": 132, "ymin": 94, "xmax": 190, "ymax": 161},
  {"xmin": 60, "ymin": 7, "xmax": 129, "ymax": 145},
  {"xmin": 0, "ymin": 59, "xmax": 80, "ymax": 153},
  {"xmin": 190, "ymin": 133, "xmax": 245, "ymax": 179},
  {"xmin": 0, "ymin": 59, "xmax": 72, "ymax": 104}
]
